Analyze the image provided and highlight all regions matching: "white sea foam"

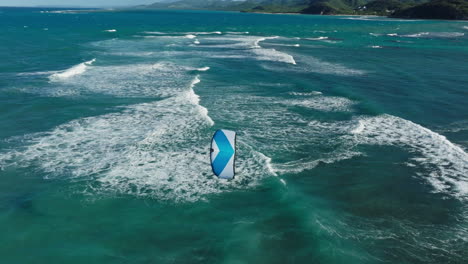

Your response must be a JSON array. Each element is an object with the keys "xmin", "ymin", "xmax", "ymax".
[
  {"xmin": 262, "ymin": 55, "xmax": 365, "ymax": 76},
  {"xmin": 209, "ymin": 55, "xmax": 248, "ymax": 59},
  {"xmin": 142, "ymin": 31, "xmax": 167, "ymax": 35},
  {"xmin": 253, "ymin": 36, "xmax": 279, "ymax": 48},
  {"xmin": 104, "ymin": 29, "xmax": 117, "ymax": 32},
  {"xmin": 251, "ymin": 48, "xmax": 297, "ymax": 65},
  {"xmin": 47, "ymin": 62, "xmax": 197, "ymax": 98},
  {"xmin": 254, "ymin": 151, "xmax": 277, "ymax": 177},
  {"xmin": 190, "ymin": 75, "xmax": 201, "ymax": 88},
  {"xmin": 273, "ymin": 150, "xmax": 361, "ymax": 174},
  {"xmin": 107, "ymin": 51, "xmax": 155, "ymax": 57},
  {"xmin": 194, "ymin": 35, "xmax": 260, "ymax": 49},
  {"xmin": 400, "ymin": 32, "xmax": 464, "ymax": 38},
  {"xmin": 49, "ymin": 59, "xmax": 96, "ymax": 81},
  {"xmin": 142, "ymin": 31, "xmax": 222, "ymax": 36},
  {"xmin": 40, "ymin": 10, "xmax": 83, "ymax": 14},
  {"xmin": 289, "ymin": 91, "xmax": 323, "ymax": 96},
  {"xmin": 370, "ymin": 45, "xmax": 383, "ymax": 49},
  {"xmin": 267, "ymin": 43, "xmax": 300, "ymax": 47},
  {"xmin": 305, "ymin": 37, "xmax": 340, "ymax": 43},
  {"xmin": 463, "ymin": 26, "xmax": 468, "ymax": 30},
  {"xmin": 194, "ymin": 39, "xmax": 200, "ymax": 45},
  {"xmin": 226, "ymin": 31, "xmax": 249, "ymax": 35},
  {"xmin": 351, "ymin": 120, "xmax": 365, "ymax": 134},
  {"xmin": 196, "ymin": 66, "xmax": 210, "ymax": 71},
  {"xmin": 188, "ymin": 76, "xmax": 214, "ymax": 125},
  {"xmin": 341, "ymin": 16, "xmax": 417, "ymax": 22},
  {"xmin": 192, "ymin": 31, "xmax": 222, "ymax": 35},
  {"xmin": 350, "ymin": 115, "xmax": 468, "ymax": 199},
  {"xmin": 304, "ymin": 57, "xmax": 365, "ymax": 76},
  {"xmin": 341, "ymin": 16, "xmax": 372, "ymax": 20},
  {"xmin": 306, "ymin": 36, "xmax": 328, "ymax": 40},
  {"xmin": 287, "ymin": 96, "xmax": 355, "ymax": 112}
]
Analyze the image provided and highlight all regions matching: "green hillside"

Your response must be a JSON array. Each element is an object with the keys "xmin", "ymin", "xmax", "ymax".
[
  {"xmin": 392, "ymin": 0, "xmax": 468, "ymax": 19},
  {"xmin": 142, "ymin": 0, "xmax": 468, "ymax": 19}
]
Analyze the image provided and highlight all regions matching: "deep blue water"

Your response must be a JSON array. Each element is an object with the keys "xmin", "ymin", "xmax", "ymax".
[{"xmin": 0, "ymin": 7, "xmax": 467, "ymax": 263}]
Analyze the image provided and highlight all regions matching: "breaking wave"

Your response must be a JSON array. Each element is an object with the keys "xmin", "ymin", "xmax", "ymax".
[
  {"xmin": 46, "ymin": 62, "xmax": 197, "ymax": 98},
  {"xmin": 350, "ymin": 115, "xmax": 468, "ymax": 199},
  {"xmin": 49, "ymin": 59, "xmax": 96, "ymax": 81}
]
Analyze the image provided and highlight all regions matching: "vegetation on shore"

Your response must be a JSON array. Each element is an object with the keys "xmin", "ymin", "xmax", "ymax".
[
  {"xmin": 142, "ymin": 0, "xmax": 468, "ymax": 20},
  {"xmin": 392, "ymin": 0, "xmax": 468, "ymax": 19}
]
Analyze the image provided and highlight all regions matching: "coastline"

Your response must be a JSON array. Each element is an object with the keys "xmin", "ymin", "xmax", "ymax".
[
  {"xmin": 12, "ymin": 6, "xmax": 468, "ymax": 21},
  {"xmin": 249, "ymin": 11, "xmax": 384, "ymax": 17}
]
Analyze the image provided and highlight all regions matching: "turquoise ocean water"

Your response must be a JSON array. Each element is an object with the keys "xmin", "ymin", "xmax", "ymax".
[{"xmin": 1, "ymin": 7, "xmax": 468, "ymax": 263}]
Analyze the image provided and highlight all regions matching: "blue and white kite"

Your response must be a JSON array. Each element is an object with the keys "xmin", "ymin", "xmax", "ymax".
[{"xmin": 210, "ymin": 129, "xmax": 236, "ymax": 179}]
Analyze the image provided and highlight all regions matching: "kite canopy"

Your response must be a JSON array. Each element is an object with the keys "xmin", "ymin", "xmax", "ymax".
[{"xmin": 210, "ymin": 129, "xmax": 236, "ymax": 179}]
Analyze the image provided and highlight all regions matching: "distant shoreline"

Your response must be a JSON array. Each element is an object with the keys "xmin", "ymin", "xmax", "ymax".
[
  {"xmin": 247, "ymin": 11, "xmax": 383, "ymax": 17},
  {"xmin": 4, "ymin": 6, "xmax": 467, "ymax": 21}
]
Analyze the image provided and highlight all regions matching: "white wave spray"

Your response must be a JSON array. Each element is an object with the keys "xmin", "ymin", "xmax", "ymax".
[{"xmin": 49, "ymin": 59, "xmax": 96, "ymax": 81}]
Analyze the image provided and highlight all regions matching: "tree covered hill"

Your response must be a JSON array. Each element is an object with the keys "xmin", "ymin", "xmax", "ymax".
[
  {"xmin": 392, "ymin": 0, "xmax": 468, "ymax": 19},
  {"xmin": 142, "ymin": 0, "xmax": 468, "ymax": 19}
]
